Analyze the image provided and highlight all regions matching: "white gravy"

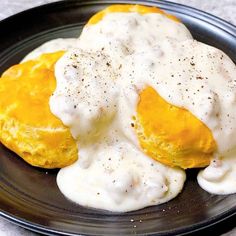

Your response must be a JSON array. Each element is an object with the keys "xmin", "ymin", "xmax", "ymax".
[
  {"xmin": 198, "ymin": 154, "xmax": 236, "ymax": 194},
  {"xmin": 51, "ymin": 48, "xmax": 186, "ymax": 212},
  {"xmin": 50, "ymin": 12, "xmax": 192, "ymax": 212},
  {"xmin": 77, "ymin": 13, "xmax": 192, "ymax": 66},
  {"xmin": 22, "ymin": 38, "xmax": 78, "ymax": 62},
  {"xmin": 34, "ymin": 12, "xmax": 235, "ymax": 211}
]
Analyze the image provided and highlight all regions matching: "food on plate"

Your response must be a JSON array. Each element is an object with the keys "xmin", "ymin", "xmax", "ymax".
[
  {"xmin": 0, "ymin": 52, "xmax": 77, "ymax": 168},
  {"xmin": 0, "ymin": 4, "xmax": 235, "ymax": 212}
]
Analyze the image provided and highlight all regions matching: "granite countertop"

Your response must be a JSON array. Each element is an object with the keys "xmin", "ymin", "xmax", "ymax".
[{"xmin": 0, "ymin": 0, "xmax": 235, "ymax": 235}]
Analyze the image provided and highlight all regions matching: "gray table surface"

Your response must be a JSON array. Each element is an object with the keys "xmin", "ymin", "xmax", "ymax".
[{"xmin": 0, "ymin": 0, "xmax": 235, "ymax": 235}]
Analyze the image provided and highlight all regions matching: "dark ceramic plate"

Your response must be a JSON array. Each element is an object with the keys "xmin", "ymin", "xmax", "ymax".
[{"xmin": 0, "ymin": 0, "xmax": 235, "ymax": 235}]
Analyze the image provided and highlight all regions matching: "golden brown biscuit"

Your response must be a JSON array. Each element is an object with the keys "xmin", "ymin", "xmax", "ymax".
[
  {"xmin": 136, "ymin": 87, "xmax": 217, "ymax": 169},
  {"xmin": 0, "ymin": 52, "xmax": 77, "ymax": 168}
]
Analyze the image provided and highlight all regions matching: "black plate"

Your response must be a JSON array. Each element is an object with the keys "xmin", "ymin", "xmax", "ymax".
[{"xmin": 0, "ymin": 0, "xmax": 235, "ymax": 235}]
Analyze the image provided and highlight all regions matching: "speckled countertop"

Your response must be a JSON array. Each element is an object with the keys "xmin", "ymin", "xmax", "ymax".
[{"xmin": 0, "ymin": 0, "xmax": 235, "ymax": 235}]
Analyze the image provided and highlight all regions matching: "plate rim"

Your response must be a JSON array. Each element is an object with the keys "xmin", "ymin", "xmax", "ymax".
[
  {"xmin": 0, "ymin": 204, "xmax": 236, "ymax": 236},
  {"xmin": 0, "ymin": 0, "xmax": 235, "ymax": 38},
  {"xmin": 0, "ymin": 0, "xmax": 236, "ymax": 235}
]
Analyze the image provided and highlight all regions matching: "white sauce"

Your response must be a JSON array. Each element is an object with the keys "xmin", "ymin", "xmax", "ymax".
[
  {"xmin": 51, "ymin": 48, "xmax": 186, "ymax": 212},
  {"xmin": 47, "ymin": 12, "xmax": 236, "ymax": 211},
  {"xmin": 22, "ymin": 38, "xmax": 78, "ymax": 62},
  {"xmin": 49, "ymin": 13, "xmax": 192, "ymax": 212},
  {"xmin": 77, "ymin": 13, "xmax": 193, "ymax": 65},
  {"xmin": 58, "ymin": 142, "xmax": 185, "ymax": 212},
  {"xmin": 198, "ymin": 154, "xmax": 236, "ymax": 194}
]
